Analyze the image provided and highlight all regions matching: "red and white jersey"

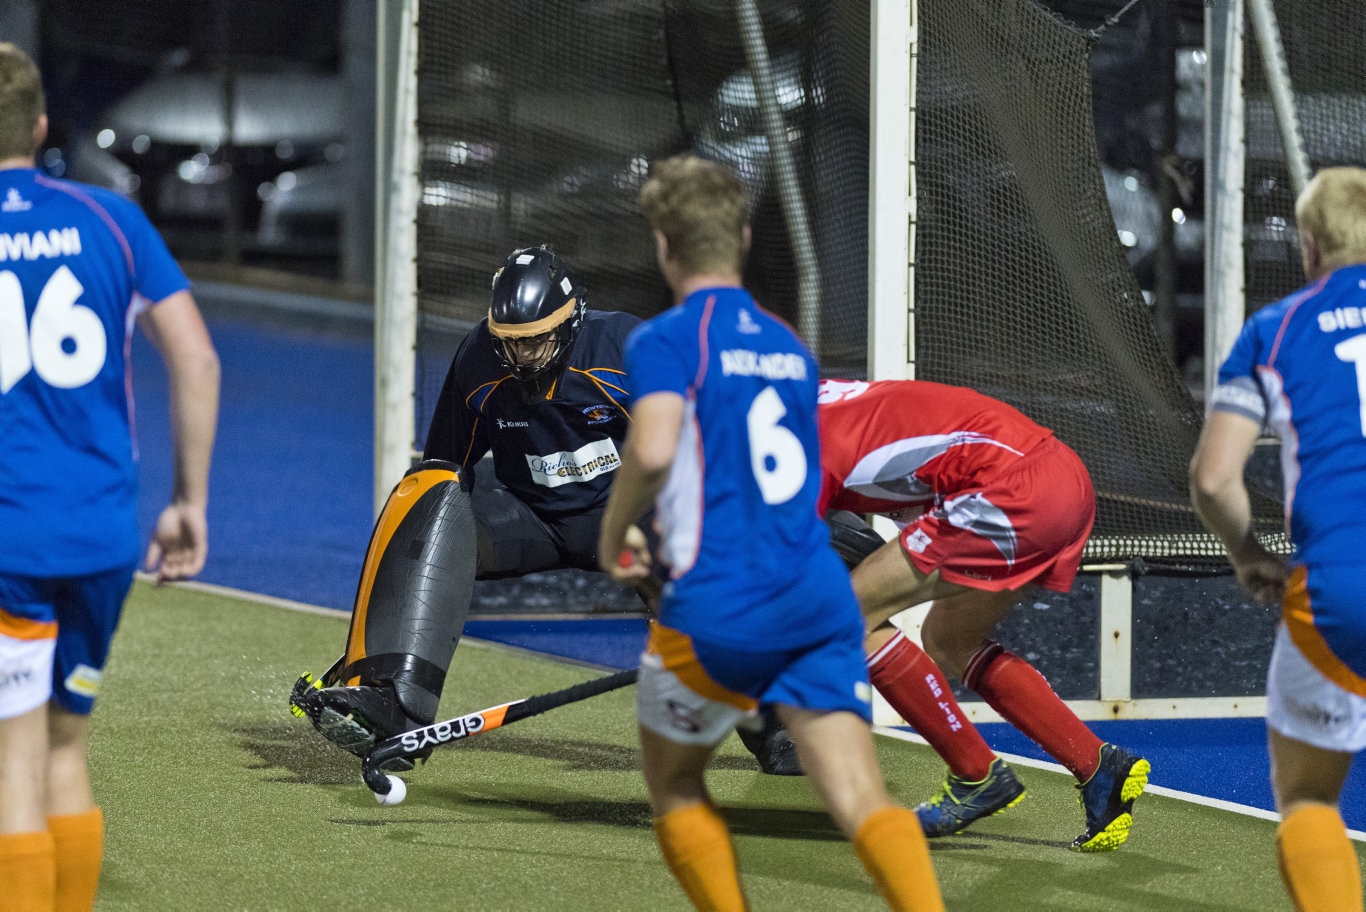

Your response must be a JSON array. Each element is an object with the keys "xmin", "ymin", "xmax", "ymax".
[{"xmin": 816, "ymin": 379, "xmax": 1055, "ymax": 518}]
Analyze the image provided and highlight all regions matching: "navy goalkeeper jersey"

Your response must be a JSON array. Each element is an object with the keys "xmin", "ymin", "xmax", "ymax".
[{"xmin": 423, "ymin": 309, "xmax": 640, "ymax": 518}]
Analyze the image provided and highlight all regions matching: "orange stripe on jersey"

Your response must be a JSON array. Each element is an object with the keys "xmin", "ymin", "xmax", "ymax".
[
  {"xmin": 1283, "ymin": 566, "xmax": 1366, "ymax": 698},
  {"xmin": 647, "ymin": 622, "xmax": 757, "ymax": 711},
  {"xmin": 0, "ymin": 610, "xmax": 57, "ymax": 641}
]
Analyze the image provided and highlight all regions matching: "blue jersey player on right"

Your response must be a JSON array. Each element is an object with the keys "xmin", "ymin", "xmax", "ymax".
[
  {"xmin": 1191, "ymin": 166, "xmax": 1366, "ymax": 911},
  {"xmin": 598, "ymin": 154, "xmax": 942, "ymax": 911}
]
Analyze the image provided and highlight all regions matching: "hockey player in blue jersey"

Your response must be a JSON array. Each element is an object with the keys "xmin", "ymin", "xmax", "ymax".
[
  {"xmin": 598, "ymin": 153, "xmax": 943, "ymax": 910},
  {"xmin": 0, "ymin": 43, "xmax": 220, "ymax": 911},
  {"xmin": 1191, "ymin": 165, "xmax": 1366, "ymax": 911}
]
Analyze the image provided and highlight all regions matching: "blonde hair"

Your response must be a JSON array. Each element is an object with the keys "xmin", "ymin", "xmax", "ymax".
[
  {"xmin": 0, "ymin": 43, "xmax": 42, "ymax": 161},
  {"xmin": 1296, "ymin": 166, "xmax": 1366, "ymax": 272},
  {"xmin": 638, "ymin": 154, "xmax": 749, "ymax": 275}
]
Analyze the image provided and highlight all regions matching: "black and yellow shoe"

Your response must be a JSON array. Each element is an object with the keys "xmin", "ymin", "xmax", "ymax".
[
  {"xmin": 915, "ymin": 757, "xmax": 1027, "ymax": 837},
  {"xmin": 289, "ymin": 671, "xmax": 425, "ymax": 772},
  {"xmin": 1073, "ymin": 743, "xmax": 1150, "ymax": 852}
]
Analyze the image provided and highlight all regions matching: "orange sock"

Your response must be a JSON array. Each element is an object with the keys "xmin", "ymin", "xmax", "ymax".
[
  {"xmin": 0, "ymin": 829, "xmax": 56, "ymax": 912},
  {"xmin": 852, "ymin": 806, "xmax": 945, "ymax": 912},
  {"xmin": 1276, "ymin": 804, "xmax": 1362, "ymax": 912},
  {"xmin": 653, "ymin": 803, "xmax": 746, "ymax": 911},
  {"xmin": 48, "ymin": 808, "xmax": 104, "ymax": 912}
]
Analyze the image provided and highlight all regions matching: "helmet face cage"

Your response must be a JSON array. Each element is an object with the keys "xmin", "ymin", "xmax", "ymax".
[{"xmin": 487, "ymin": 246, "xmax": 586, "ymax": 380}]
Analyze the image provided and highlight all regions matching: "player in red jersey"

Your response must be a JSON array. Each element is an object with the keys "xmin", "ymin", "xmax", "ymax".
[{"xmin": 817, "ymin": 378, "xmax": 1149, "ymax": 851}]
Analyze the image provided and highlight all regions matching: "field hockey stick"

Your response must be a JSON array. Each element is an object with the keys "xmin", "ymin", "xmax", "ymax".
[{"xmin": 362, "ymin": 666, "xmax": 640, "ymax": 799}]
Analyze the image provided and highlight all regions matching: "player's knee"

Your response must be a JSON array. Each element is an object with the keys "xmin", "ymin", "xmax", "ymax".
[{"xmin": 918, "ymin": 613, "xmax": 967, "ymax": 677}]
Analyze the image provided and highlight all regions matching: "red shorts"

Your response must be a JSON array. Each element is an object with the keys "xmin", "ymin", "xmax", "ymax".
[{"xmin": 898, "ymin": 436, "xmax": 1094, "ymax": 592}]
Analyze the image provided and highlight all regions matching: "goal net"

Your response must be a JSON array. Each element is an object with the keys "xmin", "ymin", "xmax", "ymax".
[{"xmin": 406, "ymin": 0, "xmax": 1286, "ymax": 573}]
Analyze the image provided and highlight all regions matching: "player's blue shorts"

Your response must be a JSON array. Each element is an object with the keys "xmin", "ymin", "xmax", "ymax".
[
  {"xmin": 0, "ymin": 564, "xmax": 135, "ymax": 717},
  {"xmin": 1284, "ymin": 563, "xmax": 1366, "ymax": 697},
  {"xmin": 638, "ymin": 617, "xmax": 873, "ymax": 745}
]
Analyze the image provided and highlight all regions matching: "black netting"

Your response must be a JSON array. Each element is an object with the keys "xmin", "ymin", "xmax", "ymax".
[
  {"xmin": 1243, "ymin": 1, "xmax": 1366, "ymax": 312},
  {"xmin": 415, "ymin": 0, "xmax": 1288, "ymax": 572}
]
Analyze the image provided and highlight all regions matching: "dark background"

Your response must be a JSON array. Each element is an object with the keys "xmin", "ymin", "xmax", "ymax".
[{"xmin": 10, "ymin": 0, "xmax": 1220, "ymax": 377}]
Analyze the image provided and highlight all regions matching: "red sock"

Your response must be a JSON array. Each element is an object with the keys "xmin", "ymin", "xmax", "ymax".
[
  {"xmin": 869, "ymin": 631, "xmax": 998, "ymax": 781},
  {"xmin": 964, "ymin": 642, "xmax": 1104, "ymax": 781}
]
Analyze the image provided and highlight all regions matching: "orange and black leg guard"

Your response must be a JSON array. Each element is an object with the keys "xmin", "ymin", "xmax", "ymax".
[{"xmin": 337, "ymin": 460, "xmax": 477, "ymax": 725}]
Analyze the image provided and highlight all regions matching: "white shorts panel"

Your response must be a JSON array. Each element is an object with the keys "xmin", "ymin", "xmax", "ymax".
[
  {"xmin": 637, "ymin": 651, "xmax": 751, "ymax": 746},
  {"xmin": 1267, "ymin": 624, "xmax": 1366, "ymax": 753},
  {"xmin": 0, "ymin": 633, "xmax": 55, "ymax": 719}
]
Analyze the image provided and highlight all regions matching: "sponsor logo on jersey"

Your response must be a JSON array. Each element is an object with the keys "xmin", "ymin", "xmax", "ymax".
[
  {"xmin": 737, "ymin": 308, "xmax": 762, "ymax": 335},
  {"xmin": 0, "ymin": 227, "xmax": 82, "ymax": 261},
  {"xmin": 581, "ymin": 404, "xmax": 616, "ymax": 425},
  {"xmin": 719, "ymin": 348, "xmax": 807, "ymax": 380},
  {"xmin": 527, "ymin": 437, "xmax": 621, "ymax": 487},
  {"xmin": 64, "ymin": 663, "xmax": 102, "ymax": 698},
  {"xmin": 1, "ymin": 188, "xmax": 32, "ymax": 212},
  {"xmin": 904, "ymin": 527, "xmax": 932, "ymax": 553},
  {"xmin": 495, "ymin": 417, "xmax": 530, "ymax": 430}
]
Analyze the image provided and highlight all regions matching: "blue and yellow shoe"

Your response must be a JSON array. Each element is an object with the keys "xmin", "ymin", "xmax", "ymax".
[
  {"xmin": 1073, "ymin": 743, "xmax": 1150, "ymax": 852},
  {"xmin": 916, "ymin": 757, "xmax": 1027, "ymax": 837}
]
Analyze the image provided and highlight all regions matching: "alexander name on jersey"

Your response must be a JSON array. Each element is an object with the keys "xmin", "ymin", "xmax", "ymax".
[{"xmin": 719, "ymin": 348, "xmax": 808, "ymax": 380}]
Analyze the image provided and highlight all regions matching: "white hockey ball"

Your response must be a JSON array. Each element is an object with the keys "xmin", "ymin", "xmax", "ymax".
[{"xmin": 374, "ymin": 774, "xmax": 407, "ymax": 806}]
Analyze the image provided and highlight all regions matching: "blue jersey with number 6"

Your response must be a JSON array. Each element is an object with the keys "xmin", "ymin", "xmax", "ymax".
[
  {"xmin": 625, "ymin": 286, "xmax": 858, "ymax": 650},
  {"xmin": 0, "ymin": 167, "xmax": 190, "ymax": 576}
]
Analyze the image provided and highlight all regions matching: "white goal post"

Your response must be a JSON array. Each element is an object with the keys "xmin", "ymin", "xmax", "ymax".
[
  {"xmin": 373, "ymin": 0, "xmax": 421, "ymax": 518},
  {"xmin": 375, "ymin": 0, "xmax": 1300, "ymax": 723}
]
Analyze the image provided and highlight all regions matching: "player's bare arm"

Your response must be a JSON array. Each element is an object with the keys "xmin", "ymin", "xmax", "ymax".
[
  {"xmin": 1189, "ymin": 409, "xmax": 1287, "ymax": 602},
  {"xmin": 137, "ymin": 289, "xmax": 221, "ymax": 581},
  {"xmin": 598, "ymin": 390, "xmax": 684, "ymax": 584}
]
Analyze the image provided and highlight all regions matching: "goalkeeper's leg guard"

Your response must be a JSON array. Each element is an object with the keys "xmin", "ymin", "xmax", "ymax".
[{"xmin": 293, "ymin": 460, "xmax": 476, "ymax": 761}]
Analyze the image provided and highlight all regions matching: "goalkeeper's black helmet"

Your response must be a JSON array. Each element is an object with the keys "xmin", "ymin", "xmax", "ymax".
[{"xmin": 487, "ymin": 245, "xmax": 587, "ymax": 380}]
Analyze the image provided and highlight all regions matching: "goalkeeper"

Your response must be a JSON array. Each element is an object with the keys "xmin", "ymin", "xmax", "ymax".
[
  {"xmin": 756, "ymin": 378, "xmax": 1150, "ymax": 851},
  {"xmin": 293, "ymin": 245, "xmax": 650, "ymax": 763}
]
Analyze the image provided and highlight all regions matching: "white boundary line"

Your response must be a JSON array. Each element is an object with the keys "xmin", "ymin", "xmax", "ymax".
[
  {"xmin": 145, "ymin": 574, "xmax": 1366, "ymax": 842},
  {"xmin": 875, "ymin": 725, "xmax": 1366, "ymax": 842},
  {"xmin": 132, "ymin": 574, "xmax": 630, "ymax": 671}
]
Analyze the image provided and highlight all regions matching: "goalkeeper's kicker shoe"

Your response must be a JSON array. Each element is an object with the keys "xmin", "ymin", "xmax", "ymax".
[
  {"xmin": 735, "ymin": 706, "xmax": 803, "ymax": 776},
  {"xmin": 916, "ymin": 757, "xmax": 1027, "ymax": 837},
  {"xmin": 1073, "ymin": 743, "xmax": 1151, "ymax": 852},
  {"xmin": 289, "ymin": 672, "xmax": 427, "ymax": 772}
]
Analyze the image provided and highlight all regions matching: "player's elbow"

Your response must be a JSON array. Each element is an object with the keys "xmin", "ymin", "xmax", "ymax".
[{"xmin": 1188, "ymin": 455, "xmax": 1234, "ymax": 507}]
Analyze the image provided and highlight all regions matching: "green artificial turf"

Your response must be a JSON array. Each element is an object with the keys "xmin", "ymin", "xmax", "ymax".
[{"xmin": 87, "ymin": 580, "xmax": 1359, "ymax": 910}]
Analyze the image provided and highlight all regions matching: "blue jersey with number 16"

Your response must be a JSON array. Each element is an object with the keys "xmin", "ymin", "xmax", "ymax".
[
  {"xmin": 0, "ymin": 167, "xmax": 190, "ymax": 576},
  {"xmin": 625, "ymin": 286, "xmax": 858, "ymax": 650}
]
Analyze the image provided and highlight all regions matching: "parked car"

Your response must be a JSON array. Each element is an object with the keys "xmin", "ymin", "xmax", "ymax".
[{"xmin": 64, "ymin": 64, "xmax": 345, "ymax": 265}]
